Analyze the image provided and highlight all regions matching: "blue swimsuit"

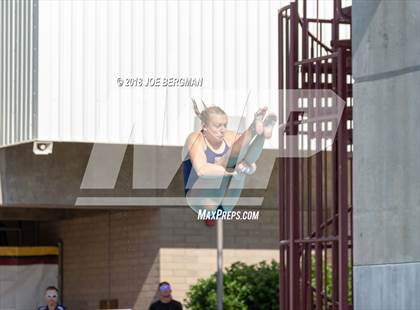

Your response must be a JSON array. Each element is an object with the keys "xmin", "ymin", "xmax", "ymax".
[{"xmin": 182, "ymin": 136, "xmax": 230, "ymax": 194}]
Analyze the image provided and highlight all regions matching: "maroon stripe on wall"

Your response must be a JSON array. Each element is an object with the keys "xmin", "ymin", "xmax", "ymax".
[{"xmin": 0, "ymin": 257, "xmax": 58, "ymax": 265}]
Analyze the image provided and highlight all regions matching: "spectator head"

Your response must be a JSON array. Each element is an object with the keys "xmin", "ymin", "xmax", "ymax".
[
  {"xmin": 158, "ymin": 281, "xmax": 172, "ymax": 303},
  {"xmin": 45, "ymin": 286, "xmax": 59, "ymax": 308}
]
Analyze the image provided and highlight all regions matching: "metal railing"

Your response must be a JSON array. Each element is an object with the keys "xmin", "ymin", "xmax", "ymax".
[{"xmin": 278, "ymin": 1, "xmax": 353, "ymax": 309}]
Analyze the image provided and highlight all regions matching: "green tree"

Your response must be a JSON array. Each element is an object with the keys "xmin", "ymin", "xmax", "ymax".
[
  {"xmin": 184, "ymin": 261, "xmax": 279, "ymax": 310},
  {"xmin": 185, "ymin": 259, "xmax": 352, "ymax": 309}
]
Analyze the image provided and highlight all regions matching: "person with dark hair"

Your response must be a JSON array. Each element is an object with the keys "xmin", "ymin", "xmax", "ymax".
[
  {"xmin": 149, "ymin": 282, "xmax": 182, "ymax": 310},
  {"xmin": 182, "ymin": 99, "xmax": 279, "ymax": 215},
  {"xmin": 37, "ymin": 286, "xmax": 67, "ymax": 310}
]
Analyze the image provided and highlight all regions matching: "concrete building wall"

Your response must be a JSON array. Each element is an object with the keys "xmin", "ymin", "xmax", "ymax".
[
  {"xmin": 159, "ymin": 207, "xmax": 279, "ymax": 300},
  {"xmin": 353, "ymin": 1, "xmax": 420, "ymax": 309},
  {"xmin": 0, "ymin": 142, "xmax": 278, "ymax": 207},
  {"xmin": 40, "ymin": 210, "xmax": 161, "ymax": 310},
  {"xmin": 39, "ymin": 207, "xmax": 279, "ymax": 310}
]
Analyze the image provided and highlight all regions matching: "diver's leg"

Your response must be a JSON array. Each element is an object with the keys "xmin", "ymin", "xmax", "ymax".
[
  {"xmin": 235, "ymin": 113, "xmax": 279, "ymax": 174},
  {"xmin": 217, "ymin": 112, "xmax": 278, "ymax": 170},
  {"xmin": 186, "ymin": 191, "xmax": 221, "ymax": 214},
  {"xmin": 185, "ymin": 176, "xmax": 231, "ymax": 214},
  {"xmin": 214, "ymin": 107, "xmax": 267, "ymax": 169},
  {"xmin": 220, "ymin": 174, "xmax": 246, "ymax": 211},
  {"xmin": 213, "ymin": 134, "xmax": 264, "ymax": 175},
  {"xmin": 230, "ymin": 107, "xmax": 267, "ymax": 155}
]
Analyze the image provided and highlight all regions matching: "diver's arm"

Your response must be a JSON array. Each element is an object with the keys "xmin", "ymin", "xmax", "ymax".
[{"xmin": 186, "ymin": 132, "xmax": 236, "ymax": 177}]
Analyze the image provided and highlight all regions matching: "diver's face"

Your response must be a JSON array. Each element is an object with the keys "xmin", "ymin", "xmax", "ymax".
[
  {"xmin": 45, "ymin": 289, "xmax": 58, "ymax": 307},
  {"xmin": 205, "ymin": 113, "xmax": 228, "ymax": 142}
]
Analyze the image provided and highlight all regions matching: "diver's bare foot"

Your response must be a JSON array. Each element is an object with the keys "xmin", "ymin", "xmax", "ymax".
[
  {"xmin": 263, "ymin": 113, "xmax": 277, "ymax": 139},
  {"xmin": 254, "ymin": 106, "xmax": 268, "ymax": 135}
]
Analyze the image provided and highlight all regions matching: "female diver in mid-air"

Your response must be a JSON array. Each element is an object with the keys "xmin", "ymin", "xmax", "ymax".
[{"xmin": 182, "ymin": 99, "xmax": 278, "ymax": 216}]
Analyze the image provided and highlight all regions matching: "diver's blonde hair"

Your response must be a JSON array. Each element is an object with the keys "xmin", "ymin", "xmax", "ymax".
[{"xmin": 191, "ymin": 98, "xmax": 227, "ymax": 126}]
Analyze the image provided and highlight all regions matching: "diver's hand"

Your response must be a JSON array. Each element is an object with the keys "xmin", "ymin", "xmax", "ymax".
[
  {"xmin": 236, "ymin": 161, "xmax": 257, "ymax": 175},
  {"xmin": 224, "ymin": 169, "xmax": 238, "ymax": 177}
]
